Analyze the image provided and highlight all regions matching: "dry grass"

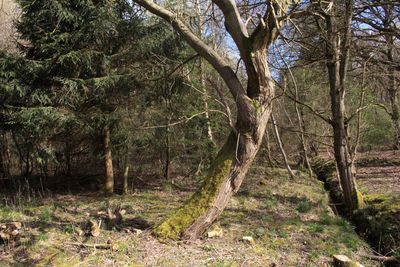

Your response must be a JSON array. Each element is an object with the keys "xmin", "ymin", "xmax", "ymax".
[{"xmin": 0, "ymin": 167, "xmax": 377, "ymax": 266}]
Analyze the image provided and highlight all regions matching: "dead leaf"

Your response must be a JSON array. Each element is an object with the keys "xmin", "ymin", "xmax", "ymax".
[
  {"xmin": 89, "ymin": 220, "xmax": 100, "ymax": 237},
  {"xmin": 75, "ymin": 227, "xmax": 84, "ymax": 236}
]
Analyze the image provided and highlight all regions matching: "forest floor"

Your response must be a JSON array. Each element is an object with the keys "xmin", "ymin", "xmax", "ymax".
[
  {"xmin": 356, "ymin": 150, "xmax": 400, "ymax": 196},
  {"xmin": 0, "ymin": 166, "xmax": 378, "ymax": 267}
]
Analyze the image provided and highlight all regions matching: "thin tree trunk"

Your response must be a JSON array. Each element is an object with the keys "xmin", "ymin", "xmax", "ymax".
[
  {"xmin": 65, "ymin": 140, "xmax": 71, "ymax": 176},
  {"xmin": 291, "ymin": 76, "xmax": 312, "ymax": 174},
  {"xmin": 271, "ymin": 114, "xmax": 296, "ymax": 178},
  {"xmin": 195, "ymin": 0, "xmax": 215, "ymax": 147},
  {"xmin": 264, "ymin": 130, "xmax": 275, "ymax": 168},
  {"xmin": 103, "ymin": 126, "xmax": 114, "ymax": 194},
  {"xmin": 0, "ymin": 133, "xmax": 11, "ymax": 179},
  {"xmin": 282, "ymin": 72, "xmax": 312, "ymax": 174},
  {"xmin": 123, "ymin": 154, "xmax": 129, "ymax": 195},
  {"xmin": 25, "ymin": 147, "xmax": 30, "ymax": 179},
  {"xmin": 164, "ymin": 119, "xmax": 171, "ymax": 180},
  {"xmin": 387, "ymin": 45, "xmax": 400, "ymax": 149}
]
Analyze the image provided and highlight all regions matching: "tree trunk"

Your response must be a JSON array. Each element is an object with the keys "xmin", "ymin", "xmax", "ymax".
[
  {"xmin": 164, "ymin": 119, "xmax": 171, "ymax": 180},
  {"xmin": 325, "ymin": 0, "xmax": 362, "ymax": 211},
  {"xmin": 0, "ymin": 133, "xmax": 11, "ymax": 180},
  {"xmin": 387, "ymin": 44, "xmax": 400, "ymax": 149},
  {"xmin": 271, "ymin": 114, "xmax": 295, "ymax": 178},
  {"xmin": 103, "ymin": 126, "xmax": 114, "ymax": 194},
  {"xmin": 65, "ymin": 140, "xmax": 72, "ymax": 176},
  {"xmin": 330, "ymin": 92, "xmax": 361, "ymax": 211},
  {"xmin": 195, "ymin": 0, "xmax": 215, "ymax": 147},
  {"xmin": 154, "ymin": 108, "xmax": 272, "ymax": 240},
  {"xmin": 388, "ymin": 85, "xmax": 400, "ymax": 150},
  {"xmin": 123, "ymin": 155, "xmax": 129, "ymax": 195}
]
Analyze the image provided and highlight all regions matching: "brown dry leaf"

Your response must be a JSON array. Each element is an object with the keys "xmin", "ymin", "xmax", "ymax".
[
  {"xmin": 133, "ymin": 229, "xmax": 142, "ymax": 235},
  {"xmin": 10, "ymin": 230, "xmax": 19, "ymax": 236},
  {"xmin": 75, "ymin": 227, "xmax": 84, "ymax": 236},
  {"xmin": 0, "ymin": 231, "xmax": 10, "ymax": 241},
  {"xmin": 119, "ymin": 209, "xmax": 126, "ymax": 216},
  {"xmin": 89, "ymin": 220, "xmax": 100, "ymax": 237},
  {"xmin": 11, "ymin": 222, "xmax": 22, "ymax": 229}
]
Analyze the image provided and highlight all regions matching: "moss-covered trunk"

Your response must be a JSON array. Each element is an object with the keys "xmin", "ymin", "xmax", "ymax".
[{"xmin": 154, "ymin": 108, "xmax": 271, "ymax": 240}]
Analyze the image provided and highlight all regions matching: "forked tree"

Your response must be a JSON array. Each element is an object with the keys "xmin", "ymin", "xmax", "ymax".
[
  {"xmin": 320, "ymin": 0, "xmax": 363, "ymax": 211},
  {"xmin": 134, "ymin": 0, "xmax": 300, "ymax": 239}
]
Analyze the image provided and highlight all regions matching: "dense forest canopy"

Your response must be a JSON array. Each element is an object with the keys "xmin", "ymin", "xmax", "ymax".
[{"xmin": 0, "ymin": 0, "xmax": 399, "ymax": 266}]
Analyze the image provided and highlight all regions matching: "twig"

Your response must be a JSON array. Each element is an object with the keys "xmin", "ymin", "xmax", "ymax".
[
  {"xmin": 360, "ymin": 254, "xmax": 400, "ymax": 263},
  {"xmin": 66, "ymin": 242, "xmax": 117, "ymax": 250}
]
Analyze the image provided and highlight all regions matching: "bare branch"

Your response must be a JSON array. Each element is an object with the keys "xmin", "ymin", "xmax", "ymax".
[
  {"xmin": 135, "ymin": 0, "xmax": 251, "ymax": 113},
  {"xmin": 284, "ymin": 92, "xmax": 332, "ymax": 124}
]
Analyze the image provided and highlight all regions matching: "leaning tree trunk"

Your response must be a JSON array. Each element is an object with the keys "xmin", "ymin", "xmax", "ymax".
[
  {"xmin": 103, "ymin": 126, "xmax": 114, "ymax": 194},
  {"xmin": 154, "ymin": 107, "xmax": 272, "ymax": 240}
]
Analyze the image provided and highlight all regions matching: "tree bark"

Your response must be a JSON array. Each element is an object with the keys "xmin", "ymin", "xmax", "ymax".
[
  {"xmin": 324, "ymin": 0, "xmax": 362, "ymax": 211},
  {"xmin": 123, "ymin": 156, "xmax": 129, "ymax": 195},
  {"xmin": 103, "ymin": 126, "xmax": 114, "ymax": 194},
  {"xmin": 387, "ymin": 44, "xmax": 400, "ymax": 149},
  {"xmin": 164, "ymin": 122, "xmax": 170, "ymax": 180}
]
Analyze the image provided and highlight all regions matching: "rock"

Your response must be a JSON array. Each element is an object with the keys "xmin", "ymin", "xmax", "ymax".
[{"xmin": 333, "ymin": 255, "xmax": 364, "ymax": 267}]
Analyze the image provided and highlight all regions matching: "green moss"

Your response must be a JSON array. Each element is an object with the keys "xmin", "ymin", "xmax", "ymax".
[
  {"xmin": 356, "ymin": 190, "xmax": 365, "ymax": 209},
  {"xmin": 153, "ymin": 157, "xmax": 233, "ymax": 240},
  {"xmin": 353, "ymin": 193, "xmax": 400, "ymax": 256}
]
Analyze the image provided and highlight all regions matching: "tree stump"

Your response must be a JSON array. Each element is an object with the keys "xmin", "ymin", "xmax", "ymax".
[{"xmin": 333, "ymin": 255, "xmax": 364, "ymax": 267}]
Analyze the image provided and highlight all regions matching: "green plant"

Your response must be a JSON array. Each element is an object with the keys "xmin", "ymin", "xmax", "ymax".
[
  {"xmin": 307, "ymin": 223, "xmax": 324, "ymax": 233},
  {"xmin": 40, "ymin": 207, "xmax": 52, "ymax": 223},
  {"xmin": 38, "ymin": 233, "xmax": 48, "ymax": 241},
  {"xmin": 296, "ymin": 200, "xmax": 312, "ymax": 213},
  {"xmin": 63, "ymin": 223, "xmax": 75, "ymax": 234}
]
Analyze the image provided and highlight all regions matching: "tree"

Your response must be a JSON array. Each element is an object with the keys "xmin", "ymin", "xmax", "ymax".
[
  {"xmin": 319, "ymin": 0, "xmax": 363, "ymax": 211},
  {"xmin": 273, "ymin": 0, "xmax": 365, "ymax": 211},
  {"xmin": 354, "ymin": 0, "xmax": 400, "ymax": 149},
  {"xmin": 4, "ymin": 0, "xmax": 136, "ymax": 192},
  {"xmin": 134, "ymin": 0, "xmax": 301, "ymax": 239}
]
